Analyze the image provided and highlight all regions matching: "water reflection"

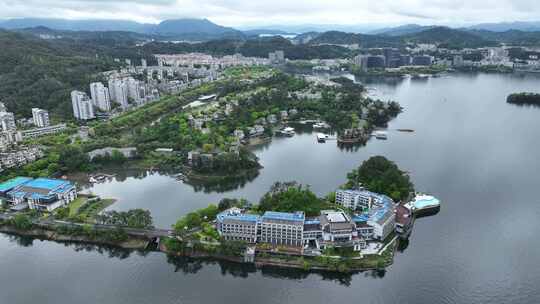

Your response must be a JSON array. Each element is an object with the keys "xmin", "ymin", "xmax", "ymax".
[
  {"xmin": 184, "ymin": 169, "xmax": 260, "ymax": 193},
  {"xmin": 165, "ymin": 255, "xmax": 386, "ymax": 286},
  {"xmin": 4, "ymin": 233, "xmax": 148, "ymax": 260}
]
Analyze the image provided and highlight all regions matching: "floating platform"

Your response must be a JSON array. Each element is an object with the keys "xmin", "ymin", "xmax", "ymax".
[{"xmin": 404, "ymin": 194, "xmax": 441, "ymax": 215}]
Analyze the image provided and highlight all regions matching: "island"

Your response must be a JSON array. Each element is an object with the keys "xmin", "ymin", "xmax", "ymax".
[{"xmin": 507, "ymin": 92, "xmax": 540, "ymax": 106}]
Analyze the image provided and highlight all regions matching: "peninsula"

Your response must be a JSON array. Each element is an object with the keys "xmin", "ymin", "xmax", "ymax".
[{"xmin": 0, "ymin": 156, "xmax": 440, "ymax": 273}]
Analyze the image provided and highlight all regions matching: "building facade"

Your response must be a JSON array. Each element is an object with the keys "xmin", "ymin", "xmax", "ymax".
[
  {"xmin": 89, "ymin": 82, "xmax": 111, "ymax": 112},
  {"xmin": 2, "ymin": 177, "xmax": 77, "ymax": 211},
  {"xmin": 31, "ymin": 108, "xmax": 50, "ymax": 127},
  {"xmin": 71, "ymin": 91, "xmax": 95, "ymax": 120},
  {"xmin": 108, "ymin": 78, "xmax": 129, "ymax": 109},
  {"xmin": 259, "ymin": 211, "xmax": 304, "ymax": 247},
  {"xmin": 0, "ymin": 111, "xmax": 16, "ymax": 132},
  {"xmin": 216, "ymin": 208, "xmax": 259, "ymax": 243}
]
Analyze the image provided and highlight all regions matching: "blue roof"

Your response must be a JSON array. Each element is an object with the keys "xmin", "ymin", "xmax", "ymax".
[
  {"xmin": 220, "ymin": 213, "xmax": 260, "ymax": 223},
  {"xmin": 23, "ymin": 178, "xmax": 70, "ymax": 191},
  {"xmin": 262, "ymin": 211, "xmax": 305, "ymax": 222},
  {"xmin": 346, "ymin": 189, "xmax": 395, "ymax": 223},
  {"xmin": 216, "ymin": 209, "xmax": 260, "ymax": 223},
  {"xmin": 0, "ymin": 177, "xmax": 32, "ymax": 193}
]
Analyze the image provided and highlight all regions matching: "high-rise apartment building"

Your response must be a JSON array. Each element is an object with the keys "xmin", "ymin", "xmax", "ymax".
[
  {"xmin": 71, "ymin": 91, "xmax": 95, "ymax": 120},
  {"xmin": 89, "ymin": 82, "xmax": 111, "ymax": 112},
  {"xmin": 31, "ymin": 108, "xmax": 50, "ymax": 127}
]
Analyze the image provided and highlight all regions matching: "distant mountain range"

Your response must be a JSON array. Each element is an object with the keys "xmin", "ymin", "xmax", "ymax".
[
  {"xmin": 466, "ymin": 21, "xmax": 540, "ymax": 32},
  {"xmin": 2, "ymin": 18, "xmax": 540, "ymax": 48},
  {"xmin": 0, "ymin": 18, "xmax": 243, "ymax": 41},
  {"xmin": 4, "ymin": 17, "xmax": 540, "ymax": 38},
  {"xmin": 369, "ymin": 24, "xmax": 435, "ymax": 36}
]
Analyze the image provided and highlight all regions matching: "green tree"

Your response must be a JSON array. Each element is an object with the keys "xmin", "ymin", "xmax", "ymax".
[
  {"xmin": 346, "ymin": 156, "xmax": 414, "ymax": 202},
  {"xmin": 11, "ymin": 214, "xmax": 33, "ymax": 230}
]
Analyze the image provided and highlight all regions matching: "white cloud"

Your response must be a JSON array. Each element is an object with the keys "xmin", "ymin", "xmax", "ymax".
[{"xmin": 0, "ymin": 0, "xmax": 539, "ymax": 26}]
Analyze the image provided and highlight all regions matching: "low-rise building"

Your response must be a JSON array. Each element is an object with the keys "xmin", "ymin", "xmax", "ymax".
[
  {"xmin": 0, "ymin": 147, "xmax": 44, "ymax": 169},
  {"xmin": 15, "ymin": 124, "xmax": 67, "ymax": 141},
  {"xmin": 320, "ymin": 210, "xmax": 365, "ymax": 251},
  {"xmin": 87, "ymin": 147, "xmax": 137, "ymax": 160},
  {"xmin": 2, "ymin": 177, "xmax": 77, "ymax": 211}
]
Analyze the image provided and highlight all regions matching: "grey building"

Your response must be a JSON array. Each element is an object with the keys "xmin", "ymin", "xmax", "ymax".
[
  {"xmin": 259, "ymin": 211, "xmax": 305, "ymax": 247},
  {"xmin": 216, "ymin": 208, "xmax": 260, "ymax": 243},
  {"xmin": 412, "ymin": 55, "xmax": 433, "ymax": 66}
]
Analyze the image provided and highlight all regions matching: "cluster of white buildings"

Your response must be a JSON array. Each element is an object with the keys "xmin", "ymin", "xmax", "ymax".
[
  {"xmin": 155, "ymin": 53, "xmax": 269, "ymax": 69},
  {"xmin": 73, "ymin": 76, "xmax": 160, "ymax": 121},
  {"xmin": 1, "ymin": 102, "xmax": 61, "ymax": 153},
  {"xmin": 268, "ymin": 50, "xmax": 285, "ymax": 64},
  {"xmin": 216, "ymin": 188, "xmax": 397, "ymax": 254},
  {"xmin": 0, "ymin": 147, "xmax": 44, "ymax": 173}
]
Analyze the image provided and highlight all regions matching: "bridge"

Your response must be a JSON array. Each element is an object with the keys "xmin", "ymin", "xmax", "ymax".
[{"xmin": 1, "ymin": 213, "xmax": 175, "ymax": 240}]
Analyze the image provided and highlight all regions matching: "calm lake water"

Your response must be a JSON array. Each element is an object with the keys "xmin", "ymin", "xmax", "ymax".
[{"xmin": 2, "ymin": 73, "xmax": 540, "ymax": 304}]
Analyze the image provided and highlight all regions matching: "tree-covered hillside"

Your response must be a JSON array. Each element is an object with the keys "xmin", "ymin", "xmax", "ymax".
[
  {"xmin": 402, "ymin": 27, "xmax": 497, "ymax": 49},
  {"xmin": 0, "ymin": 30, "xmax": 123, "ymax": 119}
]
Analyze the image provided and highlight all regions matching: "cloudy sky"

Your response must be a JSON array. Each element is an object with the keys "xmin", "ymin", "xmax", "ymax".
[{"xmin": 0, "ymin": 0, "xmax": 539, "ymax": 27}]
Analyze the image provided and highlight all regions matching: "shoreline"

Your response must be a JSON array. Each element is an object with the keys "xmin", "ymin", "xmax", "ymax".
[{"xmin": 0, "ymin": 224, "xmax": 395, "ymax": 273}]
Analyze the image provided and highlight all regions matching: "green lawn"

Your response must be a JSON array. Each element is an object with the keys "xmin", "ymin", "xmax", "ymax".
[
  {"xmin": 77, "ymin": 199, "xmax": 116, "ymax": 220},
  {"xmin": 68, "ymin": 197, "xmax": 88, "ymax": 217}
]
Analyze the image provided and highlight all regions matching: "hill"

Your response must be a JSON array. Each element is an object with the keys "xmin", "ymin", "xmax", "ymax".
[
  {"xmin": 467, "ymin": 21, "xmax": 540, "ymax": 32},
  {"xmin": 0, "ymin": 17, "xmax": 244, "ymax": 41},
  {"xmin": 0, "ymin": 30, "xmax": 121, "ymax": 118},
  {"xmin": 369, "ymin": 24, "xmax": 435, "ymax": 36},
  {"xmin": 471, "ymin": 29, "xmax": 540, "ymax": 46},
  {"xmin": 308, "ymin": 31, "xmax": 402, "ymax": 48},
  {"xmin": 142, "ymin": 36, "xmax": 352, "ymax": 60},
  {"xmin": 403, "ymin": 27, "xmax": 497, "ymax": 49},
  {"xmin": 0, "ymin": 18, "xmax": 152, "ymax": 32},
  {"xmin": 152, "ymin": 18, "xmax": 244, "ymax": 40}
]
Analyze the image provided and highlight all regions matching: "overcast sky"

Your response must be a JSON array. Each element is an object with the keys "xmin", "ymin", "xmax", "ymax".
[{"xmin": 1, "ymin": 0, "xmax": 539, "ymax": 27}]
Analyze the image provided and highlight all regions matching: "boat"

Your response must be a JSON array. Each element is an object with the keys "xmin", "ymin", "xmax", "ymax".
[
  {"xmin": 316, "ymin": 133, "xmax": 329, "ymax": 143},
  {"xmin": 337, "ymin": 128, "xmax": 365, "ymax": 144},
  {"xmin": 373, "ymin": 131, "xmax": 388, "ymax": 140},
  {"xmin": 277, "ymin": 127, "xmax": 295, "ymax": 137},
  {"xmin": 313, "ymin": 122, "xmax": 330, "ymax": 129},
  {"xmin": 396, "ymin": 129, "xmax": 414, "ymax": 133},
  {"xmin": 174, "ymin": 173, "xmax": 186, "ymax": 181}
]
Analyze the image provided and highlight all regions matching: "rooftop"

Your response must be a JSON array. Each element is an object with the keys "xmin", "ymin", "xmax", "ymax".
[
  {"xmin": 23, "ymin": 178, "xmax": 70, "ymax": 191},
  {"xmin": 262, "ymin": 211, "xmax": 305, "ymax": 222},
  {"xmin": 0, "ymin": 177, "xmax": 32, "ymax": 193},
  {"xmin": 217, "ymin": 208, "xmax": 260, "ymax": 223},
  {"xmin": 324, "ymin": 212, "xmax": 348, "ymax": 223}
]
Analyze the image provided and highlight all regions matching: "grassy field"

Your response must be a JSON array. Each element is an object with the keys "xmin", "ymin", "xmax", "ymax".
[
  {"xmin": 67, "ymin": 197, "xmax": 88, "ymax": 217},
  {"xmin": 77, "ymin": 199, "xmax": 116, "ymax": 220}
]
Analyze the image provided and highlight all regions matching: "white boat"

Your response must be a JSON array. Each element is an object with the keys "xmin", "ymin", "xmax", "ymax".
[
  {"xmin": 316, "ymin": 133, "xmax": 329, "ymax": 142},
  {"xmin": 313, "ymin": 122, "xmax": 330, "ymax": 129},
  {"xmin": 373, "ymin": 131, "xmax": 388, "ymax": 140},
  {"xmin": 278, "ymin": 127, "xmax": 295, "ymax": 137}
]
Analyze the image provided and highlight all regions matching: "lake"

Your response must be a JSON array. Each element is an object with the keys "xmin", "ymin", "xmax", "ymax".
[{"xmin": 1, "ymin": 72, "xmax": 540, "ymax": 304}]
